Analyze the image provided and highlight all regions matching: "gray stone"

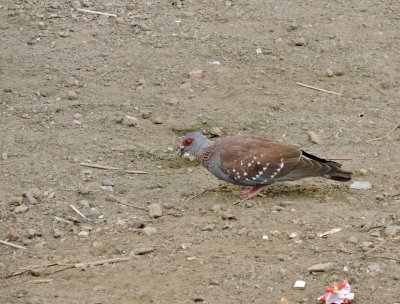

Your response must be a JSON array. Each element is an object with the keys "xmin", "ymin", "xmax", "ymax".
[
  {"xmin": 211, "ymin": 204, "xmax": 221, "ymax": 212},
  {"xmin": 201, "ymin": 223, "xmax": 215, "ymax": 231},
  {"xmin": 307, "ymin": 130, "xmax": 322, "ymax": 144},
  {"xmin": 279, "ymin": 201, "xmax": 293, "ymax": 207},
  {"xmin": 384, "ymin": 225, "xmax": 400, "ymax": 237},
  {"xmin": 350, "ymin": 181, "xmax": 372, "ymax": 190},
  {"xmin": 26, "ymin": 297, "xmax": 41, "ymax": 304},
  {"xmin": 8, "ymin": 196, "xmax": 23, "ymax": 206},
  {"xmin": 14, "ymin": 204, "xmax": 29, "ymax": 214},
  {"xmin": 368, "ymin": 263, "xmax": 380, "ymax": 272},
  {"xmin": 27, "ymin": 228, "xmax": 37, "ymax": 239},
  {"xmin": 152, "ymin": 116, "xmax": 163, "ymax": 124},
  {"xmin": 210, "ymin": 127, "xmax": 223, "ymax": 137},
  {"xmin": 122, "ymin": 115, "xmax": 138, "ymax": 126},
  {"xmin": 361, "ymin": 241, "xmax": 374, "ymax": 252},
  {"xmin": 148, "ymin": 204, "xmax": 162, "ymax": 218},
  {"xmin": 307, "ymin": 262, "xmax": 335, "ymax": 272},
  {"xmin": 142, "ymin": 226, "xmax": 157, "ymax": 236},
  {"xmin": 132, "ymin": 246, "xmax": 155, "ymax": 255},
  {"xmin": 102, "ymin": 179, "xmax": 115, "ymax": 187},
  {"xmin": 140, "ymin": 110, "xmax": 152, "ymax": 119},
  {"xmin": 294, "ymin": 37, "xmax": 306, "ymax": 46},
  {"xmin": 71, "ymin": 0, "xmax": 81, "ymax": 9},
  {"xmin": 78, "ymin": 230, "xmax": 89, "ymax": 238},
  {"xmin": 67, "ymin": 90, "xmax": 78, "ymax": 100},
  {"xmin": 347, "ymin": 236, "xmax": 359, "ymax": 244},
  {"xmin": 73, "ymin": 113, "xmax": 82, "ymax": 120}
]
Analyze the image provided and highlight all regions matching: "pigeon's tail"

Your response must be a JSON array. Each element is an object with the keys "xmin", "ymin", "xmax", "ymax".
[{"xmin": 301, "ymin": 150, "xmax": 352, "ymax": 182}]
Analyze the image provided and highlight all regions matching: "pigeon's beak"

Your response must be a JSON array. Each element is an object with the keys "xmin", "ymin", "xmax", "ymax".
[{"xmin": 178, "ymin": 146, "xmax": 185, "ymax": 157}]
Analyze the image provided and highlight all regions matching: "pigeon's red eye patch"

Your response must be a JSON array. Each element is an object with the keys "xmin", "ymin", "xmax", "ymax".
[{"xmin": 183, "ymin": 138, "xmax": 193, "ymax": 146}]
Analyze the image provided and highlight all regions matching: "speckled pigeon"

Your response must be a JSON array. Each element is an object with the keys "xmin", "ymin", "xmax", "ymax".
[{"xmin": 179, "ymin": 132, "xmax": 352, "ymax": 200}]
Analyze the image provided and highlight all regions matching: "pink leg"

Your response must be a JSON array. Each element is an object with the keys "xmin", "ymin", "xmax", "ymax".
[{"xmin": 238, "ymin": 185, "xmax": 265, "ymax": 200}]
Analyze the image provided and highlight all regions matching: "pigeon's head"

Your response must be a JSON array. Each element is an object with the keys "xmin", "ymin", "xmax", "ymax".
[{"xmin": 179, "ymin": 132, "xmax": 209, "ymax": 157}]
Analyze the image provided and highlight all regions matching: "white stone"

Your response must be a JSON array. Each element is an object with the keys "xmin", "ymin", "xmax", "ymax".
[
  {"xmin": 293, "ymin": 280, "xmax": 306, "ymax": 289},
  {"xmin": 350, "ymin": 181, "xmax": 372, "ymax": 190}
]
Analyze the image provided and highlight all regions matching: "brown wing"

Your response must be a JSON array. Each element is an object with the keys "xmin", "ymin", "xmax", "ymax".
[{"xmin": 214, "ymin": 135, "xmax": 302, "ymax": 185}]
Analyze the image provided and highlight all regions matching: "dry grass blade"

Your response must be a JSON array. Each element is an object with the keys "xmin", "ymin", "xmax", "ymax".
[
  {"xmin": 0, "ymin": 239, "xmax": 26, "ymax": 250},
  {"xmin": 296, "ymin": 82, "xmax": 342, "ymax": 96},
  {"xmin": 366, "ymin": 124, "xmax": 400, "ymax": 143}
]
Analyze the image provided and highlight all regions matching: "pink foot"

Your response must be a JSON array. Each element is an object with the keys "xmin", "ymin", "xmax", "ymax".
[{"xmin": 238, "ymin": 186, "xmax": 265, "ymax": 200}]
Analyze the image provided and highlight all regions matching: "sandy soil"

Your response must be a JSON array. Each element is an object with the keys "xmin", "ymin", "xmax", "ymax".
[{"xmin": 1, "ymin": 1, "xmax": 400, "ymax": 303}]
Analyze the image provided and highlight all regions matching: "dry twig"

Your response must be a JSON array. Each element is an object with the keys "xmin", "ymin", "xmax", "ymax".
[
  {"xmin": 77, "ymin": 8, "xmax": 117, "ymax": 17},
  {"xmin": 80, "ymin": 162, "xmax": 148, "ymax": 174},
  {"xmin": 296, "ymin": 82, "xmax": 342, "ymax": 96},
  {"xmin": 0, "ymin": 239, "xmax": 26, "ymax": 250},
  {"xmin": 125, "ymin": 170, "xmax": 148, "ymax": 174},
  {"xmin": 107, "ymin": 194, "xmax": 181, "ymax": 217},
  {"xmin": 186, "ymin": 184, "xmax": 230, "ymax": 201},
  {"xmin": 365, "ymin": 124, "xmax": 400, "ymax": 143},
  {"xmin": 80, "ymin": 162, "xmax": 120, "ymax": 170},
  {"xmin": 6, "ymin": 257, "xmax": 130, "ymax": 278},
  {"xmin": 69, "ymin": 204, "xmax": 90, "ymax": 221},
  {"xmin": 54, "ymin": 216, "xmax": 74, "ymax": 225}
]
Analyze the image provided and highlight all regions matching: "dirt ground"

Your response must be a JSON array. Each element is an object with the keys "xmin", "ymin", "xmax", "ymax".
[{"xmin": 1, "ymin": 1, "xmax": 400, "ymax": 303}]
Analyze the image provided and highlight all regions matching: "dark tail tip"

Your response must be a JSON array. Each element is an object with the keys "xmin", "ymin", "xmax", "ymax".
[
  {"xmin": 325, "ymin": 171, "xmax": 352, "ymax": 182},
  {"xmin": 302, "ymin": 150, "xmax": 352, "ymax": 182}
]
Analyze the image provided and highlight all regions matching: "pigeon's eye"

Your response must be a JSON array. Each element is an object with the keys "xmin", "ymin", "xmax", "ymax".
[{"xmin": 184, "ymin": 138, "xmax": 193, "ymax": 146}]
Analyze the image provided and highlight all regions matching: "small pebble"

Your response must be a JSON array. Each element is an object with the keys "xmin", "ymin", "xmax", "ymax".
[
  {"xmin": 293, "ymin": 280, "xmax": 306, "ymax": 289},
  {"xmin": 201, "ymin": 223, "xmax": 215, "ymax": 232},
  {"xmin": 165, "ymin": 98, "xmax": 179, "ymax": 106},
  {"xmin": 152, "ymin": 116, "xmax": 163, "ymax": 124},
  {"xmin": 67, "ymin": 90, "xmax": 78, "ymax": 100},
  {"xmin": 189, "ymin": 70, "xmax": 205, "ymax": 79},
  {"xmin": 78, "ymin": 230, "xmax": 89, "ymax": 238},
  {"xmin": 293, "ymin": 37, "xmax": 306, "ymax": 46},
  {"xmin": 347, "ymin": 236, "xmax": 359, "ymax": 244},
  {"xmin": 327, "ymin": 68, "xmax": 334, "ymax": 77},
  {"xmin": 368, "ymin": 263, "xmax": 381, "ymax": 272},
  {"xmin": 262, "ymin": 234, "xmax": 269, "ymax": 240},
  {"xmin": 141, "ymin": 110, "xmax": 152, "ymax": 119},
  {"xmin": 132, "ymin": 246, "xmax": 155, "ymax": 255},
  {"xmin": 350, "ymin": 181, "xmax": 372, "ymax": 190},
  {"xmin": 14, "ymin": 204, "xmax": 29, "ymax": 214},
  {"xmin": 122, "ymin": 115, "xmax": 138, "ymax": 126},
  {"xmin": 211, "ymin": 204, "xmax": 221, "ymax": 212},
  {"xmin": 102, "ymin": 179, "xmax": 115, "ymax": 187},
  {"xmin": 210, "ymin": 127, "xmax": 223, "ymax": 137},
  {"xmin": 71, "ymin": 0, "xmax": 81, "ymax": 9},
  {"xmin": 307, "ymin": 130, "xmax": 322, "ymax": 144},
  {"xmin": 53, "ymin": 229, "xmax": 63, "ymax": 238},
  {"xmin": 384, "ymin": 225, "xmax": 400, "ymax": 237},
  {"xmin": 143, "ymin": 226, "xmax": 157, "ymax": 236},
  {"xmin": 2, "ymin": 152, "xmax": 8, "ymax": 160},
  {"xmin": 307, "ymin": 262, "xmax": 335, "ymax": 272},
  {"xmin": 73, "ymin": 113, "xmax": 82, "ymax": 120},
  {"xmin": 148, "ymin": 204, "xmax": 162, "ymax": 218},
  {"xmin": 27, "ymin": 228, "xmax": 37, "ymax": 239},
  {"xmin": 8, "ymin": 196, "xmax": 23, "ymax": 206},
  {"xmin": 279, "ymin": 201, "xmax": 292, "ymax": 207},
  {"xmin": 26, "ymin": 297, "xmax": 41, "ymax": 304},
  {"xmin": 191, "ymin": 295, "xmax": 206, "ymax": 302},
  {"xmin": 6, "ymin": 230, "xmax": 19, "ymax": 241},
  {"xmin": 361, "ymin": 241, "xmax": 374, "ymax": 252}
]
